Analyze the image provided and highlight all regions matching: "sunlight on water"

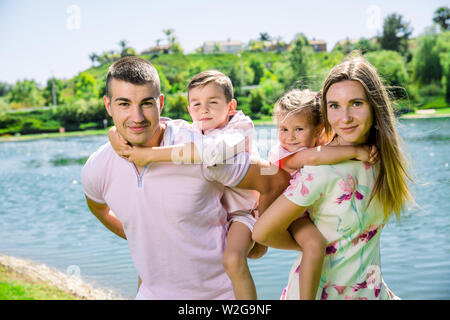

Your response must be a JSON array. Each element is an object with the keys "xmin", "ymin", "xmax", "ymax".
[{"xmin": 0, "ymin": 118, "xmax": 449, "ymax": 299}]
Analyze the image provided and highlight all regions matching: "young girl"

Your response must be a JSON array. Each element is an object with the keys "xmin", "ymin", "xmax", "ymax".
[
  {"xmin": 267, "ymin": 88, "xmax": 377, "ymax": 300},
  {"xmin": 253, "ymin": 56, "xmax": 413, "ymax": 300},
  {"xmin": 109, "ymin": 75, "xmax": 376, "ymax": 300}
]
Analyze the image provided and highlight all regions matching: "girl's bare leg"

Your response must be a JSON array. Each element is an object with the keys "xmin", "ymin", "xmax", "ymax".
[{"xmin": 289, "ymin": 215, "xmax": 327, "ymax": 300}]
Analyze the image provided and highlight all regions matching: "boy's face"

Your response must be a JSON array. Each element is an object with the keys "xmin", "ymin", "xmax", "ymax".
[
  {"xmin": 104, "ymin": 78, "xmax": 164, "ymax": 147},
  {"xmin": 277, "ymin": 113, "xmax": 318, "ymax": 152},
  {"xmin": 188, "ymin": 83, "xmax": 236, "ymax": 132}
]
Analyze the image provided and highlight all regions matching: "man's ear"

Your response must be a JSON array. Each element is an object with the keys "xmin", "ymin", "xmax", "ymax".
[
  {"xmin": 228, "ymin": 99, "xmax": 237, "ymax": 115},
  {"xmin": 159, "ymin": 94, "xmax": 164, "ymax": 114},
  {"xmin": 104, "ymin": 95, "xmax": 113, "ymax": 117}
]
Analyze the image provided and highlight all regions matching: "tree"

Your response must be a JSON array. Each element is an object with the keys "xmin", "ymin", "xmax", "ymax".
[
  {"xmin": 118, "ymin": 39, "xmax": 128, "ymax": 56},
  {"xmin": 249, "ymin": 58, "xmax": 264, "ymax": 84},
  {"xmin": 42, "ymin": 78, "xmax": 65, "ymax": 106},
  {"xmin": 437, "ymin": 32, "xmax": 450, "ymax": 102},
  {"xmin": 379, "ymin": 13, "xmax": 412, "ymax": 56},
  {"xmin": 89, "ymin": 53, "xmax": 99, "ymax": 66},
  {"xmin": 118, "ymin": 39, "xmax": 136, "ymax": 57},
  {"xmin": 163, "ymin": 29, "xmax": 175, "ymax": 46},
  {"xmin": 411, "ymin": 35, "xmax": 442, "ymax": 85},
  {"xmin": 259, "ymin": 32, "xmax": 271, "ymax": 41},
  {"xmin": 352, "ymin": 38, "xmax": 380, "ymax": 54},
  {"xmin": 164, "ymin": 94, "xmax": 188, "ymax": 119},
  {"xmin": 248, "ymin": 88, "xmax": 265, "ymax": 115},
  {"xmin": 0, "ymin": 81, "xmax": 12, "ymax": 97},
  {"xmin": 73, "ymin": 73, "xmax": 98, "ymax": 101},
  {"xmin": 365, "ymin": 50, "xmax": 409, "ymax": 98},
  {"xmin": 288, "ymin": 34, "xmax": 313, "ymax": 86},
  {"xmin": 7, "ymin": 79, "xmax": 42, "ymax": 107},
  {"xmin": 433, "ymin": 6, "xmax": 450, "ymax": 31},
  {"xmin": 170, "ymin": 42, "xmax": 183, "ymax": 54}
]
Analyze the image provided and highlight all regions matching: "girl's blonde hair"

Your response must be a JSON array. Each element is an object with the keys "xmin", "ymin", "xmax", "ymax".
[
  {"xmin": 321, "ymin": 55, "xmax": 414, "ymax": 220},
  {"xmin": 273, "ymin": 89, "xmax": 322, "ymax": 128}
]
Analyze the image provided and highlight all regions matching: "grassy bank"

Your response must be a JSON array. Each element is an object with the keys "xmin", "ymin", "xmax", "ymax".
[
  {"xmin": 0, "ymin": 264, "xmax": 79, "ymax": 300},
  {"xmin": 0, "ymin": 128, "xmax": 109, "ymax": 142},
  {"xmin": 0, "ymin": 254, "xmax": 122, "ymax": 300}
]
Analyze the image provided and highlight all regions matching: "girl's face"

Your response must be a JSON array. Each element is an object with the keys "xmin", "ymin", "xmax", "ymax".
[
  {"xmin": 326, "ymin": 80, "xmax": 373, "ymax": 146},
  {"xmin": 277, "ymin": 112, "xmax": 319, "ymax": 152}
]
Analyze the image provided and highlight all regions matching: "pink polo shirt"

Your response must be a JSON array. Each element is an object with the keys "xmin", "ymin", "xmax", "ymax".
[{"xmin": 81, "ymin": 121, "xmax": 251, "ymax": 300}]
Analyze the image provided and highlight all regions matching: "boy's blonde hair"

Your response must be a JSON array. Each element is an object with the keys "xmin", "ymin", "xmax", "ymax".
[
  {"xmin": 188, "ymin": 70, "xmax": 234, "ymax": 102},
  {"xmin": 321, "ymin": 55, "xmax": 414, "ymax": 220},
  {"xmin": 273, "ymin": 89, "xmax": 322, "ymax": 128}
]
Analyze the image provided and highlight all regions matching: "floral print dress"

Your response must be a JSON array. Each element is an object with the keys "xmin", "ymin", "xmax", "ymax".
[{"xmin": 280, "ymin": 160, "xmax": 398, "ymax": 300}]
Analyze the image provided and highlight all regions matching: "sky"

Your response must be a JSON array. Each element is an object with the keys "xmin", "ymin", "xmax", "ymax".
[{"xmin": 1, "ymin": 0, "xmax": 448, "ymax": 85}]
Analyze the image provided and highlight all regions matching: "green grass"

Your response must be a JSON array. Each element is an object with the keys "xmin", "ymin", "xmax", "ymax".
[
  {"xmin": 0, "ymin": 265, "xmax": 79, "ymax": 300},
  {"xmin": 435, "ymin": 107, "xmax": 450, "ymax": 114},
  {"xmin": 420, "ymin": 96, "xmax": 448, "ymax": 109},
  {"xmin": 253, "ymin": 115, "xmax": 275, "ymax": 125},
  {"xmin": 0, "ymin": 128, "xmax": 109, "ymax": 142}
]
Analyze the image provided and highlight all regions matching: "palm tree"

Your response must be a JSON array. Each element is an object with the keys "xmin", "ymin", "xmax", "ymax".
[
  {"xmin": 433, "ymin": 6, "xmax": 450, "ymax": 31},
  {"xmin": 118, "ymin": 39, "xmax": 129, "ymax": 57},
  {"xmin": 163, "ymin": 29, "xmax": 175, "ymax": 46},
  {"xmin": 89, "ymin": 53, "xmax": 98, "ymax": 66},
  {"xmin": 259, "ymin": 32, "xmax": 271, "ymax": 41}
]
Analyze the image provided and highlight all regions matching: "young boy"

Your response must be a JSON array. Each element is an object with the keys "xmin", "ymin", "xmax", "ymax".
[{"xmin": 109, "ymin": 70, "xmax": 264, "ymax": 299}]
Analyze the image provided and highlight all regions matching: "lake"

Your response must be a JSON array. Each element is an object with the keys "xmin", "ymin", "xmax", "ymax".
[{"xmin": 0, "ymin": 118, "xmax": 449, "ymax": 299}]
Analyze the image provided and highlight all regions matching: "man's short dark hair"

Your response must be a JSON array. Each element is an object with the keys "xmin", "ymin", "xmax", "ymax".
[{"xmin": 105, "ymin": 56, "xmax": 161, "ymax": 97}]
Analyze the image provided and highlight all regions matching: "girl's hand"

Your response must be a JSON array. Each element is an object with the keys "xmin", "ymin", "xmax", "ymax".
[
  {"xmin": 108, "ymin": 126, "xmax": 132, "ymax": 158},
  {"xmin": 356, "ymin": 144, "xmax": 379, "ymax": 164},
  {"xmin": 368, "ymin": 145, "xmax": 379, "ymax": 164}
]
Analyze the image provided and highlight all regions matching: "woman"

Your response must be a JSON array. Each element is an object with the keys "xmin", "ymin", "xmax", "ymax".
[{"xmin": 253, "ymin": 56, "xmax": 414, "ymax": 299}]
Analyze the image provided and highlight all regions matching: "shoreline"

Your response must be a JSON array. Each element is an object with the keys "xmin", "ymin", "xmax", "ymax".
[
  {"xmin": 0, "ymin": 254, "xmax": 123, "ymax": 300},
  {"xmin": 0, "ymin": 112, "xmax": 448, "ymax": 143}
]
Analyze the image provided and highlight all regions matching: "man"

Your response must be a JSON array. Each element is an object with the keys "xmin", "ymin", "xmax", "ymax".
[{"xmin": 81, "ymin": 56, "xmax": 290, "ymax": 299}]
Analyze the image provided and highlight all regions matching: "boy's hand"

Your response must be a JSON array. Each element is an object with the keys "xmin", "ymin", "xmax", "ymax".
[
  {"xmin": 108, "ymin": 126, "xmax": 132, "ymax": 159},
  {"xmin": 355, "ymin": 145, "xmax": 378, "ymax": 164},
  {"xmin": 119, "ymin": 147, "xmax": 152, "ymax": 167}
]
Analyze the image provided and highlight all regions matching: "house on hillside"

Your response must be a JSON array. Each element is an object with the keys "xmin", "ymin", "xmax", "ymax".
[
  {"xmin": 262, "ymin": 40, "xmax": 289, "ymax": 52},
  {"xmin": 202, "ymin": 40, "xmax": 243, "ymax": 54},
  {"xmin": 141, "ymin": 44, "xmax": 172, "ymax": 55},
  {"xmin": 309, "ymin": 40, "xmax": 327, "ymax": 52},
  {"xmin": 332, "ymin": 38, "xmax": 360, "ymax": 51}
]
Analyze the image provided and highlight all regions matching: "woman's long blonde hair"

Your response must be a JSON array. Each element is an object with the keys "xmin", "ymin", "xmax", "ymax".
[{"xmin": 321, "ymin": 55, "xmax": 414, "ymax": 220}]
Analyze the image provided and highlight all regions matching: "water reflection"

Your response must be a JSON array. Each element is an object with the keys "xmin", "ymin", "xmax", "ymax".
[{"xmin": 51, "ymin": 157, "xmax": 88, "ymax": 166}]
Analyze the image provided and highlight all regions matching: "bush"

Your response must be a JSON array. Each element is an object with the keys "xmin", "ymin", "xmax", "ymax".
[
  {"xmin": 365, "ymin": 50, "xmax": 409, "ymax": 87},
  {"xmin": 54, "ymin": 99, "xmax": 109, "ymax": 131},
  {"xmin": 418, "ymin": 82, "xmax": 444, "ymax": 97},
  {"xmin": 163, "ymin": 94, "xmax": 189, "ymax": 120},
  {"xmin": 411, "ymin": 34, "xmax": 442, "ymax": 85}
]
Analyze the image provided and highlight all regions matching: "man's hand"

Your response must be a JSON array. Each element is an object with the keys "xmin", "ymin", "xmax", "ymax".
[{"xmin": 85, "ymin": 195, "xmax": 126, "ymax": 239}]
